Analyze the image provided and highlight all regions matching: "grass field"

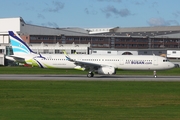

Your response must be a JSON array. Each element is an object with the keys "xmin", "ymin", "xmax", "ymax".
[
  {"xmin": 0, "ymin": 67, "xmax": 180, "ymax": 119},
  {"xmin": 0, "ymin": 81, "xmax": 180, "ymax": 120},
  {"xmin": 0, "ymin": 66, "xmax": 180, "ymax": 76}
]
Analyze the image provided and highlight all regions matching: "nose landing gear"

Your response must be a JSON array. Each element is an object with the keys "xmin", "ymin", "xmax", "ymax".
[
  {"xmin": 87, "ymin": 72, "xmax": 94, "ymax": 78},
  {"xmin": 153, "ymin": 70, "xmax": 157, "ymax": 78}
]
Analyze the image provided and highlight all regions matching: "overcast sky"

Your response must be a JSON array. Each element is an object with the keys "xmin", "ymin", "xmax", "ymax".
[{"xmin": 1, "ymin": 0, "xmax": 180, "ymax": 28}]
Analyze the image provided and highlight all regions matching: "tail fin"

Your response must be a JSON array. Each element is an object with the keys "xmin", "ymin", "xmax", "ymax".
[{"xmin": 8, "ymin": 31, "xmax": 35, "ymax": 55}]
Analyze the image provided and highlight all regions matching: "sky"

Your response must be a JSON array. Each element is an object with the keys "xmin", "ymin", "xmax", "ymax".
[{"xmin": 0, "ymin": 0, "xmax": 180, "ymax": 28}]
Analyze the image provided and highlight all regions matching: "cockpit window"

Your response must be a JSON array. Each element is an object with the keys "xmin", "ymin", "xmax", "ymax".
[{"xmin": 163, "ymin": 59, "xmax": 169, "ymax": 62}]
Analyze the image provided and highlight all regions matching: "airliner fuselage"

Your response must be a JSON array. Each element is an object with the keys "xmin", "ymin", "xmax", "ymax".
[
  {"xmin": 7, "ymin": 31, "xmax": 175, "ymax": 78},
  {"xmin": 12, "ymin": 54, "xmax": 174, "ymax": 71}
]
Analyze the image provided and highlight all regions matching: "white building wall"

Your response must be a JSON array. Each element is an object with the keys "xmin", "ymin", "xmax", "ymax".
[
  {"xmin": 91, "ymin": 50, "xmax": 138, "ymax": 55},
  {"xmin": 0, "ymin": 45, "xmax": 5, "ymax": 65},
  {"xmin": 0, "ymin": 35, "xmax": 9, "ymax": 44},
  {"xmin": 91, "ymin": 50, "xmax": 118, "ymax": 55},
  {"xmin": 117, "ymin": 51, "xmax": 138, "ymax": 55},
  {"xmin": 0, "ymin": 17, "xmax": 20, "ymax": 33},
  {"xmin": 0, "ymin": 36, "xmax": 3, "ymax": 43},
  {"xmin": 0, "ymin": 17, "xmax": 21, "ymax": 44},
  {"xmin": 28, "ymin": 43, "xmax": 89, "ymax": 54},
  {"xmin": 167, "ymin": 50, "xmax": 180, "ymax": 58},
  {"xmin": 3, "ymin": 36, "xmax": 9, "ymax": 43},
  {"xmin": 0, "ymin": 54, "xmax": 4, "ymax": 65}
]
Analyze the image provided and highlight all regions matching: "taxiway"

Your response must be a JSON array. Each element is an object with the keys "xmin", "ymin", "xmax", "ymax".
[{"xmin": 0, "ymin": 74, "xmax": 180, "ymax": 81}]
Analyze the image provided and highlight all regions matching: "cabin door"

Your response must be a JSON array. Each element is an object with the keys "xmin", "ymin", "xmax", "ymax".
[
  {"xmin": 120, "ymin": 58, "xmax": 124, "ymax": 65},
  {"xmin": 153, "ymin": 57, "xmax": 158, "ymax": 66}
]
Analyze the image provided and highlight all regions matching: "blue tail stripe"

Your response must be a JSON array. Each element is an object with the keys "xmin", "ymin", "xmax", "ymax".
[
  {"xmin": 11, "ymin": 39, "xmax": 31, "ymax": 53},
  {"xmin": 12, "ymin": 47, "xmax": 30, "ymax": 54},
  {"xmin": 8, "ymin": 31, "xmax": 35, "ymax": 53}
]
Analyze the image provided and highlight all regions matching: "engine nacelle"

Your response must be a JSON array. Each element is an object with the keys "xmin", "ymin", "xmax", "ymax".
[{"xmin": 96, "ymin": 66, "xmax": 116, "ymax": 75}]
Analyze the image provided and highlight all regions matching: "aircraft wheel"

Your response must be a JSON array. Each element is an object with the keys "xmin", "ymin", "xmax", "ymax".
[
  {"xmin": 87, "ymin": 73, "xmax": 91, "ymax": 78},
  {"xmin": 87, "ymin": 72, "xmax": 94, "ymax": 78},
  {"xmin": 91, "ymin": 73, "xmax": 94, "ymax": 77},
  {"xmin": 153, "ymin": 70, "xmax": 157, "ymax": 78}
]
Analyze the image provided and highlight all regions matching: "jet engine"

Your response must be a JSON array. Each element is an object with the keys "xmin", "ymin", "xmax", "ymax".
[{"xmin": 96, "ymin": 66, "xmax": 116, "ymax": 75}]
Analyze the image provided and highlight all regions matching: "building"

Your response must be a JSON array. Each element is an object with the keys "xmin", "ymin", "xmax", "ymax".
[
  {"xmin": 1, "ymin": 17, "xmax": 180, "ymax": 49},
  {"xmin": 1, "ymin": 17, "xmax": 180, "ymax": 65}
]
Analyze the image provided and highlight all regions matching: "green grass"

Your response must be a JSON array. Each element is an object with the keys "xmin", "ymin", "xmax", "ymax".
[
  {"xmin": 0, "ymin": 81, "xmax": 180, "ymax": 120},
  {"xmin": 0, "ymin": 66, "xmax": 180, "ymax": 75},
  {"xmin": 0, "ymin": 66, "xmax": 81, "ymax": 74}
]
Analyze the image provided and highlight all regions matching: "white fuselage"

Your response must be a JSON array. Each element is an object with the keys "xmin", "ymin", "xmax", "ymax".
[{"xmin": 19, "ymin": 54, "xmax": 175, "ymax": 70}]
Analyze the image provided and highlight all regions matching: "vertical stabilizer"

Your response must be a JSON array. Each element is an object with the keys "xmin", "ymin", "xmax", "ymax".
[{"xmin": 8, "ymin": 31, "xmax": 35, "ymax": 55}]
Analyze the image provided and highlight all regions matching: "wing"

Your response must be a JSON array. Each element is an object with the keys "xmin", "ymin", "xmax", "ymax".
[
  {"xmin": 63, "ymin": 51, "xmax": 114, "ymax": 71},
  {"xmin": 74, "ymin": 60, "xmax": 101, "ymax": 70}
]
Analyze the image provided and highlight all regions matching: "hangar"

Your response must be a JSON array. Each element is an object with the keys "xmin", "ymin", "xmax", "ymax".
[{"xmin": 1, "ymin": 17, "xmax": 180, "ymax": 65}]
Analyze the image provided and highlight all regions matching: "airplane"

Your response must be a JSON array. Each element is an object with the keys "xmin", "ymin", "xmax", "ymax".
[{"xmin": 6, "ymin": 31, "xmax": 175, "ymax": 78}]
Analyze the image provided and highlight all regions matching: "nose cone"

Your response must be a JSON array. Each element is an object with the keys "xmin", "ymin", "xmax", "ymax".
[{"xmin": 169, "ymin": 62, "xmax": 175, "ymax": 69}]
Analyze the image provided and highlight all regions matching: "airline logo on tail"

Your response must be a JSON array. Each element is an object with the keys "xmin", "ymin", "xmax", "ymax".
[
  {"xmin": 8, "ymin": 31, "xmax": 46, "ymax": 68},
  {"xmin": 8, "ymin": 31, "xmax": 73, "ymax": 68},
  {"xmin": 8, "ymin": 31, "xmax": 35, "ymax": 55}
]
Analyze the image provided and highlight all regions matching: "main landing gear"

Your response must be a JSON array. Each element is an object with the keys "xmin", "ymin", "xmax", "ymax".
[
  {"xmin": 87, "ymin": 72, "xmax": 94, "ymax": 78},
  {"xmin": 153, "ymin": 70, "xmax": 157, "ymax": 78}
]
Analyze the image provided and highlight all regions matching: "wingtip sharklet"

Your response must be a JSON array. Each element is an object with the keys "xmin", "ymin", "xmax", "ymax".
[{"xmin": 63, "ymin": 50, "xmax": 74, "ymax": 62}]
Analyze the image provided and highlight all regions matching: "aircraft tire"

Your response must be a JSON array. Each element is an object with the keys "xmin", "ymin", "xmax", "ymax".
[
  {"xmin": 87, "ymin": 72, "xmax": 94, "ymax": 78},
  {"xmin": 87, "ymin": 73, "xmax": 92, "ymax": 78},
  {"xmin": 91, "ymin": 73, "xmax": 94, "ymax": 77}
]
